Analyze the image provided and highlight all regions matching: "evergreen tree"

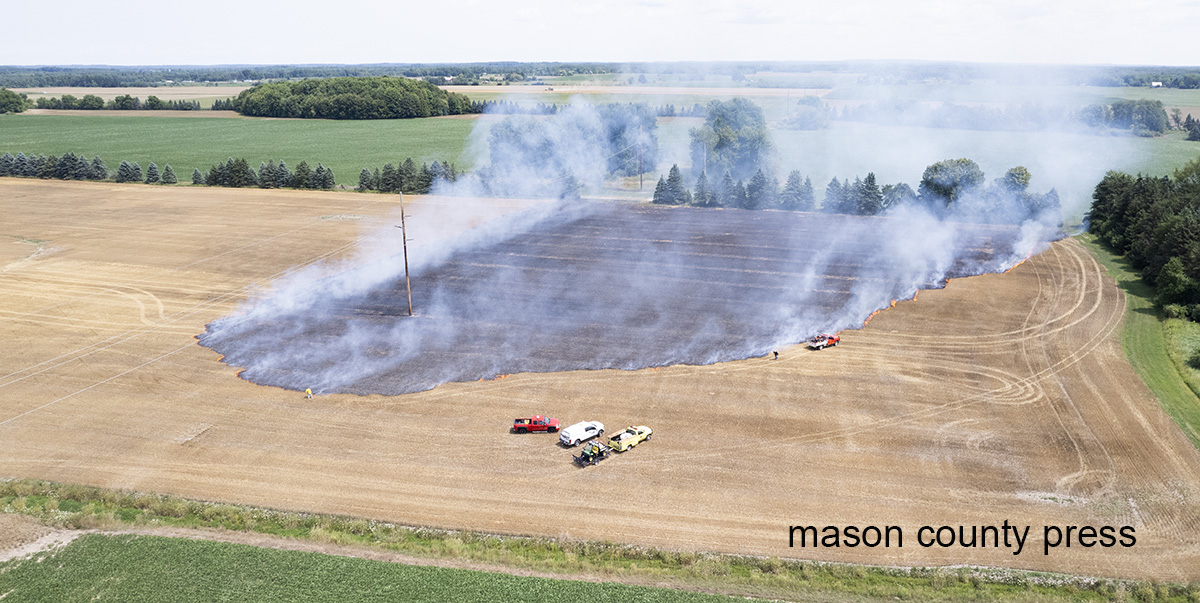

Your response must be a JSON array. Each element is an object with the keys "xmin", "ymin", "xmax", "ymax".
[
  {"xmin": 0, "ymin": 152, "xmax": 13, "ymax": 176},
  {"xmin": 130, "ymin": 162, "xmax": 143, "ymax": 182},
  {"xmin": 55, "ymin": 152, "xmax": 76, "ymax": 179},
  {"xmin": 652, "ymin": 176, "xmax": 669, "ymax": 204},
  {"xmin": 293, "ymin": 161, "xmax": 313, "ymax": 189},
  {"xmin": 29, "ymin": 155, "xmax": 46, "ymax": 178},
  {"xmin": 799, "ymin": 177, "xmax": 816, "ymax": 211},
  {"xmin": 73, "ymin": 154, "xmax": 91, "ymax": 180},
  {"xmin": 192, "ymin": 168, "xmax": 203, "ymax": 185},
  {"xmin": 717, "ymin": 171, "xmax": 737, "ymax": 208},
  {"xmin": 823, "ymin": 177, "xmax": 844, "ymax": 213},
  {"xmin": 664, "ymin": 164, "xmax": 689, "ymax": 205},
  {"xmin": 14, "ymin": 153, "xmax": 29, "ymax": 177},
  {"xmin": 399, "ymin": 158, "xmax": 418, "ymax": 193},
  {"xmin": 144, "ymin": 162, "xmax": 160, "ymax": 184},
  {"xmin": 90, "ymin": 157, "xmax": 107, "ymax": 180},
  {"xmin": 313, "ymin": 164, "xmax": 334, "ymax": 189},
  {"xmin": 161, "ymin": 164, "xmax": 177, "ymax": 184},
  {"xmin": 40, "ymin": 155, "xmax": 58, "ymax": 179},
  {"xmin": 275, "ymin": 160, "xmax": 292, "ymax": 188},
  {"xmin": 857, "ymin": 172, "xmax": 884, "ymax": 215},
  {"xmin": 116, "ymin": 160, "xmax": 136, "ymax": 183},
  {"xmin": 692, "ymin": 171, "xmax": 714, "ymax": 207},
  {"xmin": 380, "ymin": 163, "xmax": 399, "ymax": 193},
  {"xmin": 745, "ymin": 169, "xmax": 777, "ymax": 210},
  {"xmin": 227, "ymin": 158, "xmax": 255, "ymax": 187},
  {"xmin": 259, "ymin": 161, "xmax": 277, "ymax": 189},
  {"xmin": 358, "ymin": 168, "xmax": 375, "ymax": 191},
  {"xmin": 418, "ymin": 163, "xmax": 434, "ymax": 193},
  {"xmin": 373, "ymin": 167, "xmax": 382, "ymax": 190},
  {"xmin": 732, "ymin": 180, "xmax": 748, "ymax": 209},
  {"xmin": 779, "ymin": 170, "xmax": 805, "ymax": 210}
]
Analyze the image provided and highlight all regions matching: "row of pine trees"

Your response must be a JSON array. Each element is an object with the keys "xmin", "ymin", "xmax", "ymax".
[
  {"xmin": 1, "ymin": 151, "xmax": 464, "ymax": 194},
  {"xmin": 652, "ymin": 164, "xmax": 911, "ymax": 215},
  {"xmin": 653, "ymin": 165, "xmax": 815, "ymax": 210},
  {"xmin": 198, "ymin": 158, "xmax": 335, "ymax": 189},
  {"xmin": 0, "ymin": 152, "xmax": 178, "ymax": 184},
  {"xmin": 356, "ymin": 159, "xmax": 460, "ymax": 194}
]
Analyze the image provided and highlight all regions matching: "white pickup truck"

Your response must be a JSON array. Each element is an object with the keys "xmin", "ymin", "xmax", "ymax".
[{"xmin": 559, "ymin": 420, "xmax": 605, "ymax": 446}]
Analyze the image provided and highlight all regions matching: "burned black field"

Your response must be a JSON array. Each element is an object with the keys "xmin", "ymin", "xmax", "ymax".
[{"xmin": 201, "ymin": 203, "xmax": 1027, "ymax": 395}]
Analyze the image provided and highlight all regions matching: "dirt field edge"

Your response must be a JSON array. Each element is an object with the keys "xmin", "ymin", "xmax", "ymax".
[{"xmin": 3, "ymin": 481, "xmax": 1194, "ymax": 603}]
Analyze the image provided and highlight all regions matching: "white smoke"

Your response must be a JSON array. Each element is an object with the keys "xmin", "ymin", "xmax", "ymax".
[{"xmin": 201, "ymin": 79, "xmax": 1101, "ymax": 395}]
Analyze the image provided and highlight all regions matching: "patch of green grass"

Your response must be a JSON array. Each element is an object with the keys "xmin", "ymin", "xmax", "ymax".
[
  {"xmin": 0, "ymin": 534, "xmax": 745, "ymax": 603},
  {"xmin": 2, "ymin": 479, "xmax": 1196, "ymax": 602},
  {"xmin": 1077, "ymin": 234, "xmax": 1200, "ymax": 450},
  {"xmin": 0, "ymin": 113, "xmax": 475, "ymax": 185}
]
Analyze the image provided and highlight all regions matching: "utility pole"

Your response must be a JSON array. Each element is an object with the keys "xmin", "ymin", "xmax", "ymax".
[{"xmin": 395, "ymin": 193, "xmax": 413, "ymax": 317}]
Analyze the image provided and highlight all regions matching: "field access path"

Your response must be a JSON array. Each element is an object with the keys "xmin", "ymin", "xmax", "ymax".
[{"xmin": 0, "ymin": 179, "xmax": 1198, "ymax": 581}]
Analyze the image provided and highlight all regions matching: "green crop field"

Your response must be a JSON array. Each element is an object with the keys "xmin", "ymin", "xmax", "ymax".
[
  {"xmin": 0, "ymin": 114, "xmax": 476, "ymax": 186},
  {"xmin": 0, "ymin": 533, "xmax": 746, "ymax": 603}
]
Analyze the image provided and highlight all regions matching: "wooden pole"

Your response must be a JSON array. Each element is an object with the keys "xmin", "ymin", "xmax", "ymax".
[{"xmin": 397, "ymin": 194, "xmax": 413, "ymax": 317}]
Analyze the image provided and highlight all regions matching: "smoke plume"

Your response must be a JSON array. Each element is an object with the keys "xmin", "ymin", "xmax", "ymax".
[{"xmin": 200, "ymin": 95, "xmax": 1069, "ymax": 395}]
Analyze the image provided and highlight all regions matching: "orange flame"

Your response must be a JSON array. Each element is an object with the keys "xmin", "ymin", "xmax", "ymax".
[
  {"xmin": 1004, "ymin": 252, "xmax": 1033, "ymax": 274},
  {"xmin": 862, "ymin": 299, "xmax": 899, "ymax": 327}
]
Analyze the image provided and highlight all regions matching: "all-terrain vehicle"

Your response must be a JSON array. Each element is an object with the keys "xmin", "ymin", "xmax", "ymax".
[
  {"xmin": 806, "ymin": 333, "xmax": 840, "ymax": 350},
  {"xmin": 573, "ymin": 440, "xmax": 613, "ymax": 466}
]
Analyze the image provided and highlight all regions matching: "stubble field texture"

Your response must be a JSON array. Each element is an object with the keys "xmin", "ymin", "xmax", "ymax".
[{"xmin": 1, "ymin": 179, "xmax": 1198, "ymax": 584}]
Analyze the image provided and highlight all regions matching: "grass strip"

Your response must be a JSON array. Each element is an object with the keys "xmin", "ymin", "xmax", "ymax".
[
  {"xmin": 1076, "ymin": 234, "xmax": 1200, "ymax": 450},
  {"xmin": 3, "ymin": 478, "xmax": 1198, "ymax": 602},
  {"xmin": 0, "ymin": 533, "xmax": 745, "ymax": 603}
]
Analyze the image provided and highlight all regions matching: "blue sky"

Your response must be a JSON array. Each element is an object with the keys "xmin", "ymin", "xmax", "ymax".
[{"xmin": 7, "ymin": 0, "xmax": 1199, "ymax": 66}]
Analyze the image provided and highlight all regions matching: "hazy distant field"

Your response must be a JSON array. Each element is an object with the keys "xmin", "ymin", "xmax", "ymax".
[{"xmin": 4, "ymin": 79, "xmax": 1199, "ymax": 194}]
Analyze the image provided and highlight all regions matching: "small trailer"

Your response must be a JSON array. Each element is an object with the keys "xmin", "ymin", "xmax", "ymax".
[{"xmin": 573, "ymin": 440, "xmax": 613, "ymax": 467}]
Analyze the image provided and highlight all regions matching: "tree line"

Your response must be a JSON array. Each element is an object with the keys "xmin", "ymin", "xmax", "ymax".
[
  {"xmin": 356, "ymin": 159, "xmax": 460, "ymax": 194},
  {"xmin": 1, "ymin": 148, "xmax": 477, "ymax": 193},
  {"xmin": 33, "ymin": 94, "xmax": 201, "ymax": 111},
  {"xmin": 228, "ymin": 77, "xmax": 475, "ymax": 119},
  {"xmin": 835, "ymin": 98, "xmax": 1174, "ymax": 136},
  {"xmin": 652, "ymin": 157, "xmax": 1060, "ymax": 224},
  {"xmin": 1088, "ymin": 160, "xmax": 1200, "ymax": 320},
  {"xmin": 199, "ymin": 158, "xmax": 334, "ymax": 189},
  {"xmin": 0, "ymin": 152, "xmax": 178, "ymax": 184},
  {"xmin": 0, "ymin": 63, "xmax": 621, "ymax": 88}
]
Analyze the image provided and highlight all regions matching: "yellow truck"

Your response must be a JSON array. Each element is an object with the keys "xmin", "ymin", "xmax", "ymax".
[{"xmin": 608, "ymin": 425, "xmax": 652, "ymax": 452}]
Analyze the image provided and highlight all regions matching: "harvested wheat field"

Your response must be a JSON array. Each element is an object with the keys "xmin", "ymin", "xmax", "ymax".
[{"xmin": 1, "ymin": 178, "xmax": 1198, "ymax": 581}]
